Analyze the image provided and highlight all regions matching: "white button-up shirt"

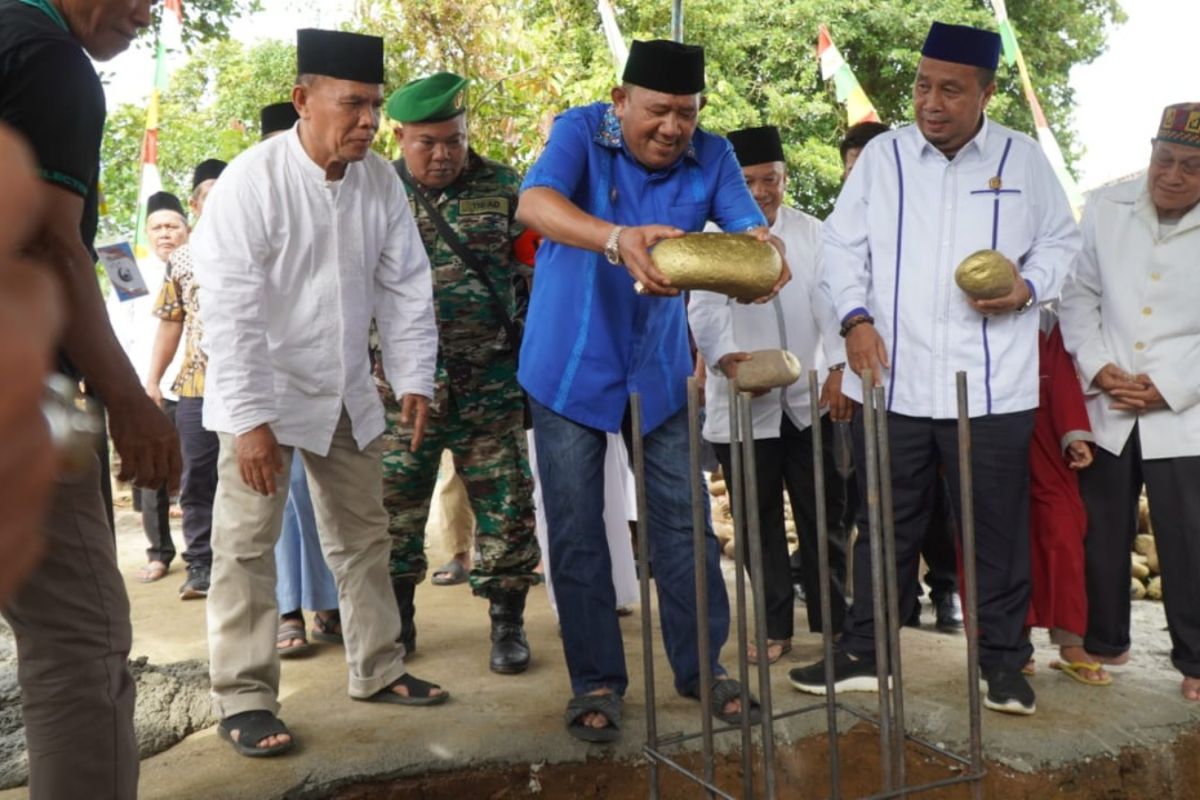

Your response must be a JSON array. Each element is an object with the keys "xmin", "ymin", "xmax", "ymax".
[
  {"xmin": 1059, "ymin": 175, "xmax": 1200, "ymax": 459},
  {"xmin": 821, "ymin": 118, "xmax": 1081, "ymax": 418},
  {"xmin": 193, "ymin": 127, "xmax": 437, "ymax": 455},
  {"xmin": 690, "ymin": 205, "xmax": 844, "ymax": 442}
]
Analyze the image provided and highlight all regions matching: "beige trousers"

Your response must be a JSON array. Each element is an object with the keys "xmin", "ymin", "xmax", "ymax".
[
  {"xmin": 425, "ymin": 449, "xmax": 475, "ymax": 555},
  {"xmin": 2, "ymin": 455, "xmax": 137, "ymax": 799},
  {"xmin": 207, "ymin": 411, "xmax": 405, "ymax": 718}
]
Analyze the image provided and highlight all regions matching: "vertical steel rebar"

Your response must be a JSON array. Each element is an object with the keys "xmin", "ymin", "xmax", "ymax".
[
  {"xmin": 873, "ymin": 385, "xmax": 907, "ymax": 794},
  {"xmin": 808, "ymin": 371, "xmax": 841, "ymax": 800},
  {"xmin": 631, "ymin": 393, "xmax": 660, "ymax": 800},
  {"xmin": 671, "ymin": 0, "xmax": 683, "ymax": 41},
  {"xmin": 860, "ymin": 371, "xmax": 894, "ymax": 792},
  {"xmin": 956, "ymin": 372, "xmax": 984, "ymax": 800},
  {"xmin": 740, "ymin": 392, "xmax": 776, "ymax": 799},
  {"xmin": 688, "ymin": 378, "xmax": 716, "ymax": 797},
  {"xmin": 727, "ymin": 378, "xmax": 755, "ymax": 799}
]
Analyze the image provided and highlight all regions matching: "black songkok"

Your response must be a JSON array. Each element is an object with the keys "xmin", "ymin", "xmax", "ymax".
[
  {"xmin": 191, "ymin": 159, "xmax": 226, "ymax": 190},
  {"xmin": 622, "ymin": 39, "xmax": 705, "ymax": 95},
  {"xmin": 260, "ymin": 102, "xmax": 300, "ymax": 139},
  {"xmin": 920, "ymin": 22, "xmax": 1002, "ymax": 71},
  {"xmin": 727, "ymin": 126, "xmax": 786, "ymax": 167},
  {"xmin": 146, "ymin": 191, "xmax": 185, "ymax": 219},
  {"xmin": 296, "ymin": 28, "xmax": 384, "ymax": 84}
]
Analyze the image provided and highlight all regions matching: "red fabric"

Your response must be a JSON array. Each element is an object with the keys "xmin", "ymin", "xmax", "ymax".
[
  {"xmin": 1025, "ymin": 323, "xmax": 1091, "ymax": 635},
  {"xmin": 512, "ymin": 229, "xmax": 541, "ymax": 268}
]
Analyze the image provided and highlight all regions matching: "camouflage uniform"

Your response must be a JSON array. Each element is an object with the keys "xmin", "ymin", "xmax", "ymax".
[{"xmin": 374, "ymin": 151, "xmax": 540, "ymax": 595}]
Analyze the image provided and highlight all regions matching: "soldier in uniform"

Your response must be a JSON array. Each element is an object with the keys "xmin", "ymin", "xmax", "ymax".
[{"xmin": 377, "ymin": 72, "xmax": 541, "ymax": 674}]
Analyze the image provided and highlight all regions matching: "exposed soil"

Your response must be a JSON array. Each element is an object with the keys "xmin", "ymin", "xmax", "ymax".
[{"xmin": 331, "ymin": 723, "xmax": 1200, "ymax": 800}]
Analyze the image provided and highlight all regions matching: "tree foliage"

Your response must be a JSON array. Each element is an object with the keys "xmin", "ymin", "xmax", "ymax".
[{"xmin": 99, "ymin": 0, "xmax": 1123, "ymax": 241}]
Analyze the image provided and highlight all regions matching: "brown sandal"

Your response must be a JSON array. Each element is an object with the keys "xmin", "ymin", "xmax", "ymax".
[
  {"xmin": 136, "ymin": 561, "xmax": 169, "ymax": 583},
  {"xmin": 747, "ymin": 639, "xmax": 793, "ymax": 665},
  {"xmin": 277, "ymin": 616, "xmax": 311, "ymax": 658}
]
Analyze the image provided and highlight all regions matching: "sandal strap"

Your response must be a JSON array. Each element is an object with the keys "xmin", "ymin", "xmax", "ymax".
[
  {"xmin": 385, "ymin": 673, "xmax": 441, "ymax": 699},
  {"xmin": 221, "ymin": 710, "xmax": 290, "ymax": 745},
  {"xmin": 565, "ymin": 692, "xmax": 622, "ymax": 729},
  {"xmin": 313, "ymin": 611, "xmax": 341, "ymax": 634},
  {"xmin": 277, "ymin": 619, "xmax": 307, "ymax": 643},
  {"xmin": 710, "ymin": 678, "xmax": 756, "ymax": 713}
]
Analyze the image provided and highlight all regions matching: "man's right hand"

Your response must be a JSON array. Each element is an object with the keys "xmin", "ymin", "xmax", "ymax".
[
  {"xmin": 235, "ymin": 423, "xmax": 283, "ymax": 497},
  {"xmin": 145, "ymin": 381, "xmax": 163, "ymax": 409},
  {"xmin": 109, "ymin": 394, "xmax": 182, "ymax": 493},
  {"xmin": 846, "ymin": 323, "xmax": 890, "ymax": 386},
  {"xmin": 1092, "ymin": 363, "xmax": 1143, "ymax": 397},
  {"xmin": 617, "ymin": 225, "xmax": 684, "ymax": 296}
]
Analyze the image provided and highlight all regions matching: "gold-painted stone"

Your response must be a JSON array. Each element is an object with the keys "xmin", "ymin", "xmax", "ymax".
[
  {"xmin": 954, "ymin": 249, "xmax": 1015, "ymax": 300},
  {"xmin": 649, "ymin": 233, "xmax": 781, "ymax": 301},
  {"xmin": 735, "ymin": 349, "xmax": 802, "ymax": 392}
]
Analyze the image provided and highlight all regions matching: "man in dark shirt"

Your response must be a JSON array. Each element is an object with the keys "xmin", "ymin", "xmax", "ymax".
[{"xmin": 0, "ymin": 1, "xmax": 177, "ymax": 796}]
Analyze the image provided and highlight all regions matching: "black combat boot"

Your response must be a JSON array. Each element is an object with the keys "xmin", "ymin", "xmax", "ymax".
[
  {"xmin": 487, "ymin": 586, "xmax": 531, "ymax": 674},
  {"xmin": 392, "ymin": 577, "xmax": 417, "ymax": 657}
]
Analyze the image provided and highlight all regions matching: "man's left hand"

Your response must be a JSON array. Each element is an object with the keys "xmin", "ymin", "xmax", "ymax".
[
  {"xmin": 819, "ymin": 370, "xmax": 853, "ymax": 422},
  {"xmin": 745, "ymin": 227, "xmax": 791, "ymax": 304},
  {"xmin": 399, "ymin": 393, "xmax": 430, "ymax": 452},
  {"xmin": 1109, "ymin": 374, "xmax": 1168, "ymax": 412},
  {"xmin": 967, "ymin": 262, "xmax": 1030, "ymax": 315}
]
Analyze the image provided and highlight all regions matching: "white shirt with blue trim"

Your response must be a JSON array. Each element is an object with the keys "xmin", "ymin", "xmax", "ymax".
[{"xmin": 820, "ymin": 117, "xmax": 1081, "ymax": 419}]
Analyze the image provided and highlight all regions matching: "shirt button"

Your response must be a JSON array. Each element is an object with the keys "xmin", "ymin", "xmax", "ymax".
[
  {"xmin": 1142, "ymin": 307, "xmax": 1153, "ymax": 316},
  {"xmin": 1135, "ymin": 341, "xmax": 1146, "ymax": 351},
  {"xmin": 1150, "ymin": 272, "xmax": 1161, "ymax": 281}
]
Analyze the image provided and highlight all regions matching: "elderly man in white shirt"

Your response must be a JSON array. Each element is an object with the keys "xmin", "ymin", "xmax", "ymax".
[
  {"xmin": 193, "ymin": 29, "xmax": 444, "ymax": 758},
  {"xmin": 1059, "ymin": 102, "xmax": 1200, "ymax": 703},
  {"xmin": 790, "ymin": 22, "xmax": 1080, "ymax": 716},
  {"xmin": 690, "ymin": 125, "xmax": 850, "ymax": 665}
]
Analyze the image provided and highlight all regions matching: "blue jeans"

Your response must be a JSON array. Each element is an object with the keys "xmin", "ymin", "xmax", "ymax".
[
  {"xmin": 530, "ymin": 397, "xmax": 729, "ymax": 697},
  {"xmin": 274, "ymin": 457, "xmax": 339, "ymax": 613}
]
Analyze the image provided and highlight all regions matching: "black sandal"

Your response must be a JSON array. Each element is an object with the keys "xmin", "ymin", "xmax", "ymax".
[
  {"xmin": 311, "ymin": 610, "xmax": 343, "ymax": 644},
  {"xmin": 565, "ymin": 692, "xmax": 622, "ymax": 743},
  {"xmin": 691, "ymin": 678, "xmax": 762, "ymax": 726},
  {"xmin": 360, "ymin": 673, "xmax": 449, "ymax": 706},
  {"xmin": 218, "ymin": 710, "xmax": 295, "ymax": 757}
]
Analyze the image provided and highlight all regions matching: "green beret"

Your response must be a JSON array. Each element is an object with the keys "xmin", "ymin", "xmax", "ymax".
[{"xmin": 387, "ymin": 72, "xmax": 468, "ymax": 123}]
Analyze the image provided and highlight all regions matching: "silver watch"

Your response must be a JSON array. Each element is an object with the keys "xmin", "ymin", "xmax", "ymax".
[{"xmin": 604, "ymin": 225, "xmax": 625, "ymax": 265}]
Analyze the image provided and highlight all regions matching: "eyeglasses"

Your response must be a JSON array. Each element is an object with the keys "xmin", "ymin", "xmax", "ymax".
[{"xmin": 1150, "ymin": 142, "xmax": 1200, "ymax": 177}]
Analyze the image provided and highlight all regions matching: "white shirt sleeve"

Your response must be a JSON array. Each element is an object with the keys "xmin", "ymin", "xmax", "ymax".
[
  {"xmin": 820, "ymin": 154, "xmax": 874, "ymax": 322},
  {"xmin": 1057, "ymin": 196, "xmax": 1110, "ymax": 393},
  {"xmin": 373, "ymin": 183, "xmax": 438, "ymax": 401},
  {"xmin": 1018, "ymin": 150, "xmax": 1082, "ymax": 303},
  {"xmin": 811, "ymin": 227, "xmax": 847, "ymax": 367},
  {"xmin": 193, "ymin": 178, "xmax": 279, "ymax": 435},
  {"xmin": 687, "ymin": 290, "xmax": 739, "ymax": 372}
]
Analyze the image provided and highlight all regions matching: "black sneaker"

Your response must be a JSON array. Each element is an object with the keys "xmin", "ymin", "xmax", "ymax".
[
  {"xmin": 179, "ymin": 564, "xmax": 210, "ymax": 600},
  {"xmin": 789, "ymin": 651, "xmax": 882, "ymax": 695},
  {"xmin": 934, "ymin": 593, "xmax": 964, "ymax": 632},
  {"xmin": 983, "ymin": 668, "xmax": 1036, "ymax": 715}
]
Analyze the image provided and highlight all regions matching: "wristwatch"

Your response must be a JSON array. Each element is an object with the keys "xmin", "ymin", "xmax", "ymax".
[{"xmin": 604, "ymin": 225, "xmax": 625, "ymax": 265}]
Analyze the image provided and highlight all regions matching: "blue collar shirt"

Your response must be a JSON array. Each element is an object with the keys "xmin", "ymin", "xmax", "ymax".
[{"xmin": 518, "ymin": 102, "xmax": 765, "ymax": 433}]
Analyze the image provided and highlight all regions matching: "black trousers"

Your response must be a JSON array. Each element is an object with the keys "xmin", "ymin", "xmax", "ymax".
[
  {"xmin": 839, "ymin": 410, "xmax": 1035, "ymax": 673},
  {"xmin": 920, "ymin": 477, "xmax": 959, "ymax": 602},
  {"xmin": 140, "ymin": 399, "xmax": 177, "ymax": 565},
  {"xmin": 713, "ymin": 415, "xmax": 849, "ymax": 638},
  {"xmin": 1078, "ymin": 425, "xmax": 1200, "ymax": 678},
  {"xmin": 176, "ymin": 397, "xmax": 217, "ymax": 567}
]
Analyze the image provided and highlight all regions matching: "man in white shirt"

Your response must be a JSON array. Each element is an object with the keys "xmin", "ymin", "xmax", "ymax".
[
  {"xmin": 690, "ymin": 124, "xmax": 850, "ymax": 664},
  {"xmin": 193, "ymin": 28, "xmax": 445, "ymax": 757},
  {"xmin": 1059, "ymin": 102, "xmax": 1200, "ymax": 703},
  {"xmin": 107, "ymin": 190, "xmax": 187, "ymax": 583},
  {"xmin": 790, "ymin": 22, "xmax": 1080, "ymax": 716}
]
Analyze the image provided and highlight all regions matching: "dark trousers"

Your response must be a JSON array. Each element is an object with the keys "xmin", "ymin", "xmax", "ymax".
[
  {"xmin": 713, "ymin": 415, "xmax": 848, "ymax": 637},
  {"xmin": 1078, "ymin": 425, "xmax": 1200, "ymax": 677},
  {"xmin": 176, "ymin": 396, "xmax": 217, "ymax": 567},
  {"xmin": 839, "ymin": 410, "xmax": 1035, "ymax": 673},
  {"xmin": 531, "ymin": 398, "xmax": 729, "ymax": 698},
  {"xmin": 140, "ymin": 399, "xmax": 177, "ymax": 565},
  {"xmin": 920, "ymin": 478, "xmax": 959, "ymax": 602}
]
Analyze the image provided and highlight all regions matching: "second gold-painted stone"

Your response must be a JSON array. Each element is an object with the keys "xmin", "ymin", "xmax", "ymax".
[
  {"xmin": 735, "ymin": 349, "xmax": 802, "ymax": 392},
  {"xmin": 954, "ymin": 249, "xmax": 1015, "ymax": 300}
]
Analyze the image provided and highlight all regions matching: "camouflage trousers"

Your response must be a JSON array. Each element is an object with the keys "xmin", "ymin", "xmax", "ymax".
[{"xmin": 382, "ymin": 403, "xmax": 540, "ymax": 595}]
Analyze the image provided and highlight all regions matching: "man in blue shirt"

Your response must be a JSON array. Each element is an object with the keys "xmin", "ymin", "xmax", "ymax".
[{"xmin": 516, "ymin": 38, "xmax": 788, "ymax": 742}]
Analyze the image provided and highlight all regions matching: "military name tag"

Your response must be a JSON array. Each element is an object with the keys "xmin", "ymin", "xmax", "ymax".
[{"xmin": 458, "ymin": 197, "xmax": 508, "ymax": 215}]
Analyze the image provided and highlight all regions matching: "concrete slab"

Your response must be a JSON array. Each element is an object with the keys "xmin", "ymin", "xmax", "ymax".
[{"xmin": 1, "ymin": 506, "xmax": 1197, "ymax": 799}]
